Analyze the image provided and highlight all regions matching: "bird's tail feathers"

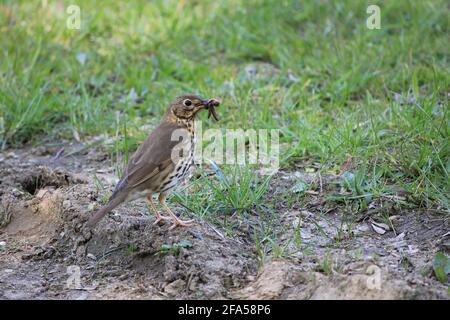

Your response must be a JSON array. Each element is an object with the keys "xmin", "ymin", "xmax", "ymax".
[{"xmin": 86, "ymin": 195, "xmax": 125, "ymax": 228}]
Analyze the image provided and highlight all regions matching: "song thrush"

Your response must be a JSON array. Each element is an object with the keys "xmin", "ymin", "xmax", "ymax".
[{"xmin": 87, "ymin": 95, "xmax": 220, "ymax": 230}]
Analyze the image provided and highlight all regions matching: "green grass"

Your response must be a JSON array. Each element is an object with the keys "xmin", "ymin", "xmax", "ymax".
[
  {"xmin": 172, "ymin": 164, "xmax": 273, "ymax": 235},
  {"xmin": 0, "ymin": 0, "xmax": 448, "ymax": 215}
]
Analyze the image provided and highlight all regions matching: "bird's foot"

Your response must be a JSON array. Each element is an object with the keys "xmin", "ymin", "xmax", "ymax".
[
  {"xmin": 153, "ymin": 214, "xmax": 171, "ymax": 225},
  {"xmin": 168, "ymin": 218, "xmax": 195, "ymax": 230}
]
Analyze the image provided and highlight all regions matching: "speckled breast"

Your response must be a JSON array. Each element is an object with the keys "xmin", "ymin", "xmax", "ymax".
[{"xmin": 157, "ymin": 126, "xmax": 196, "ymax": 194}]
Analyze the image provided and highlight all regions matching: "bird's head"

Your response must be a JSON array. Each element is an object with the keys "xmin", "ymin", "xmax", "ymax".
[{"xmin": 168, "ymin": 94, "xmax": 220, "ymax": 121}]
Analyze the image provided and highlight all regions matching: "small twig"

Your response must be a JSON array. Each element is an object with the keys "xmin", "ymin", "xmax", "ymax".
[
  {"xmin": 204, "ymin": 221, "xmax": 225, "ymax": 239},
  {"xmin": 51, "ymin": 147, "xmax": 65, "ymax": 162},
  {"xmin": 440, "ymin": 231, "xmax": 450, "ymax": 238},
  {"xmin": 97, "ymin": 245, "xmax": 127, "ymax": 262}
]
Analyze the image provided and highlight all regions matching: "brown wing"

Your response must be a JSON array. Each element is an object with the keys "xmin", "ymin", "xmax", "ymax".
[{"xmin": 110, "ymin": 120, "xmax": 183, "ymax": 198}]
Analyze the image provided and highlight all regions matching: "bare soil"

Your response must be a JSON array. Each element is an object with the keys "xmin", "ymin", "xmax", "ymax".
[{"xmin": 0, "ymin": 145, "xmax": 448, "ymax": 299}]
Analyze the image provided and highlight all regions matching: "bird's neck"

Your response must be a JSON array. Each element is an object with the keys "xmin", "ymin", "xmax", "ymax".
[
  {"xmin": 177, "ymin": 117, "xmax": 195, "ymax": 133},
  {"xmin": 165, "ymin": 111, "xmax": 195, "ymax": 133}
]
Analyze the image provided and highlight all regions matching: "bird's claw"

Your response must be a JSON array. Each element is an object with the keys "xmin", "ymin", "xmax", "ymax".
[
  {"xmin": 168, "ymin": 218, "xmax": 195, "ymax": 230},
  {"xmin": 153, "ymin": 215, "xmax": 171, "ymax": 225}
]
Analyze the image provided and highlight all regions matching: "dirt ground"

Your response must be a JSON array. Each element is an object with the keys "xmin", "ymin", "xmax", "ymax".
[{"xmin": 0, "ymin": 144, "xmax": 448, "ymax": 300}]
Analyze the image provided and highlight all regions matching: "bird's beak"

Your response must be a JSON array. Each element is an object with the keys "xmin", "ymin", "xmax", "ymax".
[
  {"xmin": 201, "ymin": 98, "xmax": 221, "ymax": 108},
  {"xmin": 194, "ymin": 98, "xmax": 221, "ymax": 120},
  {"xmin": 193, "ymin": 98, "xmax": 209, "ymax": 112},
  {"xmin": 200, "ymin": 98, "xmax": 209, "ymax": 108}
]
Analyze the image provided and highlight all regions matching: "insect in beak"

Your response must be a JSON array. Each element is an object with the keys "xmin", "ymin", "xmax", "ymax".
[{"xmin": 204, "ymin": 98, "xmax": 221, "ymax": 121}]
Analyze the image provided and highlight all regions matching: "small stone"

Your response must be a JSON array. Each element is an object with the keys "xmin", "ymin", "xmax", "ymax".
[
  {"xmin": 188, "ymin": 276, "xmax": 199, "ymax": 291},
  {"xmin": 164, "ymin": 279, "xmax": 186, "ymax": 296}
]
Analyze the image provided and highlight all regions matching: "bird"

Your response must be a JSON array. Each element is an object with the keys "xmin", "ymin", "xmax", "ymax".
[{"xmin": 86, "ymin": 94, "xmax": 220, "ymax": 230}]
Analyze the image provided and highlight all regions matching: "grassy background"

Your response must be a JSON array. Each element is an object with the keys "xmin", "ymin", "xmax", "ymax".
[{"xmin": 0, "ymin": 0, "xmax": 448, "ymax": 213}]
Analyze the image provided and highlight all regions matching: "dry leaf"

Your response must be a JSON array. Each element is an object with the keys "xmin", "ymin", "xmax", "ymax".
[
  {"xmin": 372, "ymin": 221, "xmax": 390, "ymax": 231},
  {"xmin": 371, "ymin": 223, "xmax": 386, "ymax": 235}
]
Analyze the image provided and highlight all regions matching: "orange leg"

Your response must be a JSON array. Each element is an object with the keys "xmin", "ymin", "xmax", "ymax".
[
  {"xmin": 158, "ymin": 192, "xmax": 194, "ymax": 230},
  {"xmin": 147, "ymin": 196, "xmax": 170, "ymax": 225}
]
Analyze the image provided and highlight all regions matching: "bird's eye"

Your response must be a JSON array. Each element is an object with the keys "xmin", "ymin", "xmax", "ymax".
[{"xmin": 183, "ymin": 99, "xmax": 193, "ymax": 108}]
